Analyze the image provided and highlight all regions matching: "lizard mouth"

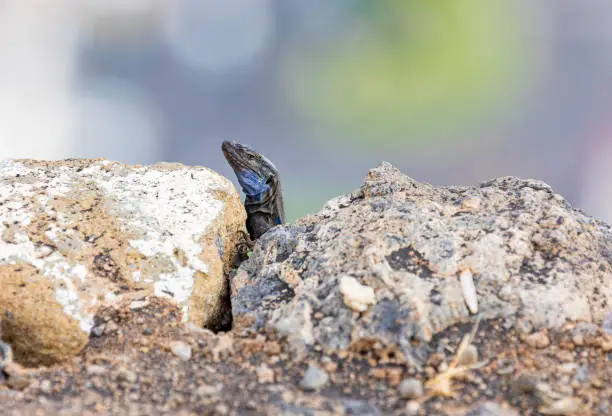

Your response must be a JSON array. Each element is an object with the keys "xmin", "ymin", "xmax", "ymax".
[
  {"xmin": 221, "ymin": 140, "xmax": 234, "ymax": 156},
  {"xmin": 221, "ymin": 141, "xmax": 238, "ymax": 165}
]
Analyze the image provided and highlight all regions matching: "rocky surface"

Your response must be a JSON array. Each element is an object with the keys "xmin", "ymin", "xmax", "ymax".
[
  {"xmin": 1, "ymin": 161, "xmax": 611, "ymax": 415},
  {"xmin": 0, "ymin": 159, "xmax": 245, "ymax": 366},
  {"xmin": 232, "ymin": 162, "xmax": 612, "ymax": 363}
]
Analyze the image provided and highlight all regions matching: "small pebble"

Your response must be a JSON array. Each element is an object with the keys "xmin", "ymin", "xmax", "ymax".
[
  {"xmin": 525, "ymin": 331, "xmax": 549, "ymax": 349},
  {"xmin": 86, "ymin": 365, "xmax": 107, "ymax": 376},
  {"xmin": 256, "ymin": 364, "xmax": 275, "ymax": 384},
  {"xmin": 196, "ymin": 384, "xmax": 220, "ymax": 396},
  {"xmin": 215, "ymin": 403, "xmax": 230, "ymax": 415},
  {"xmin": 398, "ymin": 378, "xmax": 423, "ymax": 399},
  {"xmin": 40, "ymin": 380, "xmax": 52, "ymax": 394},
  {"xmin": 339, "ymin": 276, "xmax": 376, "ymax": 312},
  {"xmin": 299, "ymin": 364, "xmax": 329, "ymax": 391},
  {"xmin": 539, "ymin": 397, "xmax": 583, "ymax": 415},
  {"xmin": 405, "ymin": 400, "xmax": 420, "ymax": 415},
  {"xmin": 169, "ymin": 341, "xmax": 192, "ymax": 361},
  {"xmin": 129, "ymin": 299, "xmax": 149, "ymax": 310},
  {"xmin": 91, "ymin": 325, "xmax": 105, "ymax": 337}
]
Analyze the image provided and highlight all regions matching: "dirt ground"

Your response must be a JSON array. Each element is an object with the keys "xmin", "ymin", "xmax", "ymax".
[{"xmin": 1, "ymin": 298, "xmax": 610, "ymax": 415}]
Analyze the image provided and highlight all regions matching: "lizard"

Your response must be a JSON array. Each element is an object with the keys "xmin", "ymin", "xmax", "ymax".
[{"xmin": 221, "ymin": 140, "xmax": 285, "ymax": 243}]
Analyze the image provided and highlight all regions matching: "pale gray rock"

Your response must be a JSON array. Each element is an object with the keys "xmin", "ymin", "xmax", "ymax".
[
  {"xmin": 398, "ymin": 377, "xmax": 423, "ymax": 399},
  {"xmin": 405, "ymin": 400, "xmax": 421, "ymax": 415},
  {"xmin": 169, "ymin": 341, "xmax": 192, "ymax": 361},
  {"xmin": 232, "ymin": 162, "xmax": 612, "ymax": 363},
  {"xmin": 299, "ymin": 364, "xmax": 329, "ymax": 391}
]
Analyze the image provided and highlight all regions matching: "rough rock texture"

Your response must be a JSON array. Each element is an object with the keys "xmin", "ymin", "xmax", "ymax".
[
  {"xmin": 0, "ymin": 159, "xmax": 245, "ymax": 366},
  {"xmin": 1, "ymin": 300, "xmax": 609, "ymax": 415},
  {"xmin": 232, "ymin": 162, "xmax": 612, "ymax": 362},
  {"xmin": 1, "ymin": 162, "xmax": 611, "ymax": 415}
]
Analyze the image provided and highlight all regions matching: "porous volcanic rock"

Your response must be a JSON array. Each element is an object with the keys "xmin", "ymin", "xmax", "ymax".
[
  {"xmin": 232, "ymin": 162, "xmax": 612, "ymax": 362},
  {"xmin": 1, "ymin": 162, "xmax": 612, "ymax": 415},
  {"xmin": 0, "ymin": 159, "xmax": 245, "ymax": 366}
]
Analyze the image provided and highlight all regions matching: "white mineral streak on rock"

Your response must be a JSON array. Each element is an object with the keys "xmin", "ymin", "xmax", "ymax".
[
  {"xmin": 0, "ymin": 163, "xmax": 100, "ymax": 333},
  {"xmin": 459, "ymin": 270, "xmax": 478, "ymax": 314},
  {"xmin": 98, "ymin": 166, "xmax": 224, "ymax": 321},
  {"xmin": 339, "ymin": 276, "xmax": 376, "ymax": 312},
  {"xmin": 0, "ymin": 159, "xmax": 244, "ymax": 365},
  {"xmin": 50, "ymin": 257, "xmax": 96, "ymax": 333}
]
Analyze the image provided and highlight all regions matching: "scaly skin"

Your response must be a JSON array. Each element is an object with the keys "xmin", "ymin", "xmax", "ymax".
[{"xmin": 222, "ymin": 141, "xmax": 285, "ymax": 241}]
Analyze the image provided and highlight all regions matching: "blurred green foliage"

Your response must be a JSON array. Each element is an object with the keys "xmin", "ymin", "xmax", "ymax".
[
  {"xmin": 283, "ymin": 182, "xmax": 352, "ymax": 221},
  {"xmin": 285, "ymin": 1, "xmax": 533, "ymax": 146}
]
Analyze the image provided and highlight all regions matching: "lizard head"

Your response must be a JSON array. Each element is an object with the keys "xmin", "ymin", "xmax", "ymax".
[{"xmin": 222, "ymin": 140, "xmax": 278, "ymax": 198}]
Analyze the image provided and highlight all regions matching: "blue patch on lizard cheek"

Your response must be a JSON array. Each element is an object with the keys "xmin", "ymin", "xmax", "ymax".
[
  {"xmin": 237, "ymin": 170, "xmax": 269, "ymax": 197},
  {"xmin": 275, "ymin": 217, "xmax": 281, "ymax": 225}
]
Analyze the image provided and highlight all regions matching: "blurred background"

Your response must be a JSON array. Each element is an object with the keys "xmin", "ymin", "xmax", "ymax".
[{"xmin": 1, "ymin": 0, "xmax": 612, "ymax": 222}]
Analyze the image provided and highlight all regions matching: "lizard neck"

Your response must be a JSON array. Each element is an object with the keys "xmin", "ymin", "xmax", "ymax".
[{"xmin": 244, "ymin": 176, "xmax": 285, "ymax": 224}]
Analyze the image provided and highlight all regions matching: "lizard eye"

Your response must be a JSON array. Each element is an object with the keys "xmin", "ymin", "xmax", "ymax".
[{"xmin": 247, "ymin": 154, "xmax": 256, "ymax": 160}]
